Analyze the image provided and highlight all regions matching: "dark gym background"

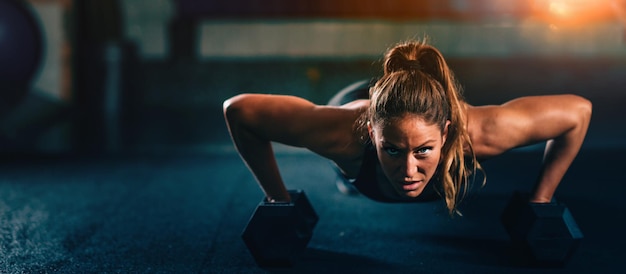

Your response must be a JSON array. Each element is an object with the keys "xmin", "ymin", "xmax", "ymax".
[{"xmin": 1, "ymin": 0, "xmax": 625, "ymax": 273}]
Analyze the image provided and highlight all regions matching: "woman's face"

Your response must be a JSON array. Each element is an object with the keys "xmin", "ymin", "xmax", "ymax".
[{"xmin": 369, "ymin": 114, "xmax": 448, "ymax": 199}]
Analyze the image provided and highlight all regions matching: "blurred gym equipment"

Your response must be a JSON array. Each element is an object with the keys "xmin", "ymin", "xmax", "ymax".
[{"xmin": 0, "ymin": 0, "xmax": 43, "ymax": 115}]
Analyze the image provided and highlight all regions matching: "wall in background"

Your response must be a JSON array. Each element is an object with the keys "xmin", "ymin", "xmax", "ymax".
[
  {"xmin": 29, "ymin": 0, "xmax": 626, "ymax": 98},
  {"xmin": 114, "ymin": 0, "xmax": 626, "ymax": 60},
  {"xmin": 5, "ymin": 0, "xmax": 625, "ymax": 154},
  {"xmin": 197, "ymin": 20, "xmax": 626, "ymax": 59}
]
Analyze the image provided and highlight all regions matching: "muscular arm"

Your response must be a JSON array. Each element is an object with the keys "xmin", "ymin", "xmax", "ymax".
[
  {"xmin": 469, "ymin": 95, "xmax": 592, "ymax": 203},
  {"xmin": 223, "ymin": 94, "xmax": 365, "ymax": 202}
]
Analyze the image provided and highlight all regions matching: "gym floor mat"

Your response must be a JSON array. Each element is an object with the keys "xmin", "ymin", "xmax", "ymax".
[{"xmin": 0, "ymin": 147, "xmax": 623, "ymax": 273}]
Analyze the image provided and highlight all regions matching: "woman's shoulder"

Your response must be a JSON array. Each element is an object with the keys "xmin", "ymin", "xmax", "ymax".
[
  {"xmin": 324, "ymin": 101, "xmax": 370, "ymax": 178},
  {"xmin": 464, "ymin": 94, "xmax": 591, "ymax": 159}
]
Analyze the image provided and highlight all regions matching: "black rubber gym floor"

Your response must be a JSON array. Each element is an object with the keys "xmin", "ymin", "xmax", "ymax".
[{"xmin": 0, "ymin": 144, "xmax": 623, "ymax": 273}]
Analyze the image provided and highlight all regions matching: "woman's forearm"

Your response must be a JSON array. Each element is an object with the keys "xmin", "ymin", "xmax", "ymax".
[
  {"xmin": 531, "ymin": 138, "xmax": 580, "ymax": 203},
  {"xmin": 224, "ymin": 97, "xmax": 291, "ymax": 202},
  {"xmin": 235, "ymin": 133, "xmax": 291, "ymax": 202},
  {"xmin": 530, "ymin": 99, "xmax": 592, "ymax": 203}
]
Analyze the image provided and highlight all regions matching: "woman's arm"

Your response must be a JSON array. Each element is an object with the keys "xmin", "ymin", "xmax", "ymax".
[
  {"xmin": 469, "ymin": 95, "xmax": 592, "ymax": 203},
  {"xmin": 223, "ymin": 94, "xmax": 365, "ymax": 202}
]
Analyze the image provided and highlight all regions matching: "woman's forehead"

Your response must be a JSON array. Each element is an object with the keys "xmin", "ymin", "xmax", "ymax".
[
  {"xmin": 373, "ymin": 115, "xmax": 443, "ymax": 140},
  {"xmin": 374, "ymin": 114, "xmax": 437, "ymax": 130}
]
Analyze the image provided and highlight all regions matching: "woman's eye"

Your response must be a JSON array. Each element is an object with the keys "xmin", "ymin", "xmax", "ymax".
[
  {"xmin": 384, "ymin": 147, "xmax": 400, "ymax": 156},
  {"xmin": 416, "ymin": 147, "xmax": 432, "ymax": 154}
]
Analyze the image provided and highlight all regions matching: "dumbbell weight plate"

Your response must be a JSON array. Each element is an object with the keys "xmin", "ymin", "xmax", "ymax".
[
  {"xmin": 501, "ymin": 191, "xmax": 583, "ymax": 266},
  {"xmin": 242, "ymin": 190, "xmax": 318, "ymax": 267}
]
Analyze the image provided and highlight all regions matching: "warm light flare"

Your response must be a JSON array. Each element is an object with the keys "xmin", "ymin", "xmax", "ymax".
[
  {"xmin": 612, "ymin": 0, "xmax": 626, "ymax": 23},
  {"xmin": 548, "ymin": 1, "xmax": 571, "ymax": 17},
  {"xmin": 532, "ymin": 0, "xmax": 618, "ymax": 25}
]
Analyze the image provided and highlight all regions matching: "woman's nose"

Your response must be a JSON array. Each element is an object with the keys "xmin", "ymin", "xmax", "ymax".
[{"xmin": 403, "ymin": 155, "xmax": 419, "ymax": 178}]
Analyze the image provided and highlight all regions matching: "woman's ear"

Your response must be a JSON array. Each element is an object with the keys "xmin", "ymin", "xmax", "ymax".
[{"xmin": 442, "ymin": 120, "xmax": 451, "ymax": 145}]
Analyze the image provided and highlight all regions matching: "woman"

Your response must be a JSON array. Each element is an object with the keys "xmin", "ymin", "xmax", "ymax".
[{"xmin": 223, "ymin": 40, "xmax": 592, "ymax": 215}]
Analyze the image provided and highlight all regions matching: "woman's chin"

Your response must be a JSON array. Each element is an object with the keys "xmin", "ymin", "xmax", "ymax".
[
  {"xmin": 404, "ymin": 188, "xmax": 424, "ymax": 198},
  {"xmin": 394, "ymin": 186, "xmax": 425, "ymax": 199}
]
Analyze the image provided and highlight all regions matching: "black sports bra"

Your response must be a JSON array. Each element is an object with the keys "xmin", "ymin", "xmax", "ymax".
[{"xmin": 350, "ymin": 142, "xmax": 442, "ymax": 203}]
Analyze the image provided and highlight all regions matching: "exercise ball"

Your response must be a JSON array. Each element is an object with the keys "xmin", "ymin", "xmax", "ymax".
[{"xmin": 0, "ymin": 0, "xmax": 43, "ymax": 110}]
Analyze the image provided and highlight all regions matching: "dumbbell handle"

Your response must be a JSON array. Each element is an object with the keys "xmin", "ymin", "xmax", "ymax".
[
  {"xmin": 263, "ymin": 189, "xmax": 304, "ymax": 206},
  {"xmin": 265, "ymin": 198, "xmax": 291, "ymax": 204}
]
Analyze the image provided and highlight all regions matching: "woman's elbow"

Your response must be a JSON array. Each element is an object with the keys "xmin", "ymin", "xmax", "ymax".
[
  {"xmin": 223, "ymin": 94, "xmax": 254, "ymax": 125},
  {"xmin": 565, "ymin": 95, "xmax": 592, "ymax": 133},
  {"xmin": 573, "ymin": 95, "xmax": 592, "ymax": 124}
]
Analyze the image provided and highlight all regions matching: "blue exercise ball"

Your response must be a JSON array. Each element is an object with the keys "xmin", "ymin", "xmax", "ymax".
[{"xmin": 0, "ymin": 0, "xmax": 43, "ymax": 107}]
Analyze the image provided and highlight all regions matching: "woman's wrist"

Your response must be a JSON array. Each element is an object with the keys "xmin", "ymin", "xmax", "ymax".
[{"xmin": 529, "ymin": 192, "xmax": 556, "ymax": 204}]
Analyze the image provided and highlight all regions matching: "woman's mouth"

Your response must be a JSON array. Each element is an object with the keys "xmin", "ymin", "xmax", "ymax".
[{"xmin": 402, "ymin": 181, "xmax": 422, "ymax": 191}]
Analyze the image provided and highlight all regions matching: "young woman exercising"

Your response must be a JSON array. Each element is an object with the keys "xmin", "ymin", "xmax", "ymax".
[{"xmin": 223, "ymin": 39, "xmax": 592, "ymax": 215}]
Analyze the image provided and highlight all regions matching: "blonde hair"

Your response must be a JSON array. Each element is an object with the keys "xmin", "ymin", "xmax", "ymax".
[{"xmin": 367, "ymin": 39, "xmax": 483, "ymax": 215}]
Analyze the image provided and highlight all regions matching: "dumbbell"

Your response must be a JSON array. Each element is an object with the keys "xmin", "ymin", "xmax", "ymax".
[
  {"xmin": 501, "ymin": 191, "xmax": 583, "ymax": 266},
  {"xmin": 242, "ymin": 190, "xmax": 318, "ymax": 267}
]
